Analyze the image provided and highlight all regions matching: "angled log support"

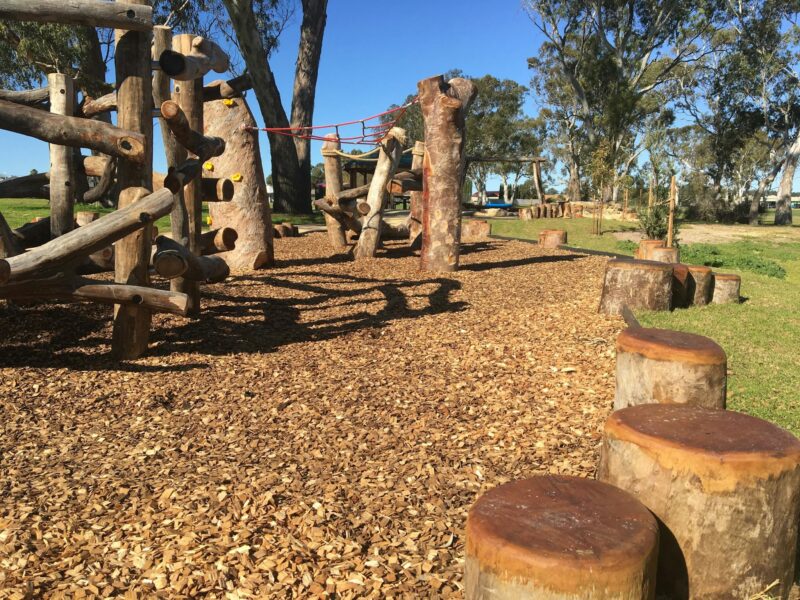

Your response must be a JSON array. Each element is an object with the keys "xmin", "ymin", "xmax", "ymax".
[
  {"xmin": 321, "ymin": 134, "xmax": 347, "ymax": 251},
  {"xmin": 202, "ymin": 75, "xmax": 253, "ymax": 101},
  {"xmin": 13, "ymin": 218, "xmax": 52, "ymax": 249},
  {"xmin": 80, "ymin": 91, "xmax": 117, "ymax": 118},
  {"xmin": 82, "ymin": 156, "xmax": 117, "ymax": 203},
  {"xmin": 153, "ymin": 236, "xmax": 229, "ymax": 283},
  {"xmin": 354, "ymin": 127, "xmax": 406, "ymax": 259},
  {"xmin": 407, "ymin": 142, "xmax": 425, "ymax": 247},
  {"xmin": 160, "ymin": 100, "xmax": 225, "ymax": 161},
  {"xmin": 159, "ymin": 36, "xmax": 229, "ymax": 81},
  {"xmin": 0, "ymin": 87, "xmax": 49, "ymax": 108},
  {"xmin": 0, "ymin": 0, "xmax": 153, "ymax": 31},
  {"xmin": 0, "ymin": 99, "xmax": 146, "ymax": 163},
  {"xmin": 200, "ymin": 228, "xmax": 237, "ymax": 255}
]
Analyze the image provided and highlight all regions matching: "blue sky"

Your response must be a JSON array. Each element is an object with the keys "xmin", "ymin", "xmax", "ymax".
[{"xmin": 0, "ymin": 1, "xmax": 544, "ymax": 187}]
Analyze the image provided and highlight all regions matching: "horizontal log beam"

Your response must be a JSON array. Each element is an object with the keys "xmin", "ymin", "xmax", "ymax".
[
  {"xmin": 4, "ymin": 188, "xmax": 174, "ymax": 282},
  {"xmin": 0, "ymin": 99, "xmax": 146, "ymax": 164},
  {"xmin": 0, "ymin": 276, "xmax": 188, "ymax": 315},
  {"xmin": 160, "ymin": 100, "xmax": 225, "ymax": 160},
  {"xmin": 466, "ymin": 156, "xmax": 546, "ymax": 163},
  {"xmin": 336, "ymin": 183, "xmax": 371, "ymax": 202},
  {"xmin": 158, "ymin": 37, "xmax": 229, "ymax": 81},
  {"xmin": 13, "ymin": 217, "xmax": 52, "ymax": 249},
  {"xmin": 0, "ymin": 172, "xmax": 49, "ymax": 199},
  {"xmin": 0, "ymin": 87, "xmax": 49, "ymax": 108},
  {"xmin": 200, "ymin": 228, "xmax": 237, "ymax": 255},
  {"xmin": 80, "ymin": 92, "xmax": 117, "ymax": 118},
  {"xmin": 313, "ymin": 198, "xmax": 361, "ymax": 233},
  {"xmin": 153, "ymin": 235, "xmax": 229, "ymax": 283},
  {"xmin": 202, "ymin": 75, "xmax": 253, "ymax": 101},
  {"xmin": 0, "ymin": 0, "xmax": 153, "ymax": 32}
]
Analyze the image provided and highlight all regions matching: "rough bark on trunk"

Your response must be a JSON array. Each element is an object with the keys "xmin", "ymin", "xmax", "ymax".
[
  {"xmin": 418, "ymin": 75, "xmax": 477, "ymax": 273},
  {"xmin": 112, "ymin": 6, "xmax": 154, "ymax": 360},
  {"xmin": 748, "ymin": 157, "xmax": 782, "ymax": 225},
  {"xmin": 407, "ymin": 141, "xmax": 425, "ymax": 247},
  {"xmin": 0, "ymin": 173, "xmax": 49, "ymax": 198},
  {"xmin": 159, "ymin": 37, "xmax": 229, "ymax": 81},
  {"xmin": 0, "ymin": 0, "xmax": 153, "ymax": 31},
  {"xmin": 567, "ymin": 159, "xmax": 581, "ymax": 203},
  {"xmin": 354, "ymin": 128, "xmax": 406, "ymax": 260},
  {"xmin": 775, "ymin": 135, "xmax": 800, "ymax": 226},
  {"xmin": 320, "ymin": 134, "xmax": 347, "ymax": 251},
  {"xmin": 712, "ymin": 273, "xmax": 741, "ymax": 304},
  {"xmin": 205, "ymin": 96, "xmax": 275, "ymax": 270},
  {"xmin": 598, "ymin": 260, "xmax": 673, "ymax": 316},
  {"xmin": 47, "ymin": 73, "xmax": 76, "ymax": 238}
]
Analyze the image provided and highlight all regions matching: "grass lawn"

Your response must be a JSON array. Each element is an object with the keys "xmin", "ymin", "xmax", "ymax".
[
  {"xmin": 0, "ymin": 198, "xmax": 324, "ymax": 230},
  {"xmin": 491, "ymin": 216, "xmax": 800, "ymax": 435}
]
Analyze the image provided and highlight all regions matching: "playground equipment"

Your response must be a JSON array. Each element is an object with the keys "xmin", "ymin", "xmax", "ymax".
[{"xmin": 0, "ymin": 1, "xmax": 252, "ymax": 358}]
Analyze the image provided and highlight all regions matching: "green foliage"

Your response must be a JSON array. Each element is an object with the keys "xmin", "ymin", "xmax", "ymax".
[
  {"xmin": 681, "ymin": 243, "xmax": 787, "ymax": 278},
  {"xmin": 615, "ymin": 240, "xmax": 639, "ymax": 254},
  {"xmin": 637, "ymin": 204, "xmax": 671, "ymax": 241}
]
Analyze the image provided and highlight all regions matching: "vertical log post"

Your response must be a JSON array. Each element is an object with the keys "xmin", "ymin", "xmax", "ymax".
[
  {"xmin": 667, "ymin": 175, "xmax": 676, "ymax": 248},
  {"xmin": 173, "ymin": 33, "xmax": 202, "ymax": 314},
  {"xmin": 112, "ymin": 2, "xmax": 153, "ymax": 359},
  {"xmin": 320, "ymin": 134, "xmax": 347, "ymax": 251},
  {"xmin": 408, "ymin": 140, "xmax": 425, "ymax": 248},
  {"xmin": 418, "ymin": 75, "xmax": 477, "ymax": 273},
  {"xmin": 48, "ymin": 73, "xmax": 75, "ymax": 238},
  {"xmin": 354, "ymin": 128, "xmax": 406, "ymax": 260}
]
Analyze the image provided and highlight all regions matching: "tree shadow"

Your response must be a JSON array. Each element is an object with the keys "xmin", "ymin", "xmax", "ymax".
[{"xmin": 460, "ymin": 253, "xmax": 585, "ymax": 272}]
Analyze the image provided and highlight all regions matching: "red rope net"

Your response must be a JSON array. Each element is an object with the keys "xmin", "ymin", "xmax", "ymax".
[{"xmin": 244, "ymin": 98, "xmax": 417, "ymax": 145}]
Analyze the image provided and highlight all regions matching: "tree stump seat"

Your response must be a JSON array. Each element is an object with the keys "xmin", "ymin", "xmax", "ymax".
[
  {"xmin": 649, "ymin": 246, "xmax": 679, "ymax": 263},
  {"xmin": 671, "ymin": 263, "xmax": 690, "ymax": 308},
  {"xmin": 712, "ymin": 272, "xmax": 741, "ymax": 304},
  {"xmin": 635, "ymin": 239, "xmax": 665, "ymax": 260},
  {"xmin": 462, "ymin": 219, "xmax": 490, "ymax": 241},
  {"xmin": 686, "ymin": 264, "xmax": 713, "ymax": 306},
  {"xmin": 599, "ymin": 405, "xmax": 800, "ymax": 599},
  {"xmin": 465, "ymin": 475, "xmax": 658, "ymax": 599},
  {"xmin": 538, "ymin": 229, "xmax": 567, "ymax": 249},
  {"xmin": 598, "ymin": 259, "xmax": 673, "ymax": 316},
  {"xmin": 615, "ymin": 327, "xmax": 726, "ymax": 410}
]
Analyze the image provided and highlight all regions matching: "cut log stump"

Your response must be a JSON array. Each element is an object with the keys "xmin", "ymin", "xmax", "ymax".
[
  {"xmin": 687, "ymin": 265, "xmax": 713, "ymax": 306},
  {"xmin": 615, "ymin": 327, "xmax": 726, "ymax": 410},
  {"xmin": 75, "ymin": 211, "xmax": 100, "ymax": 227},
  {"xmin": 635, "ymin": 239, "xmax": 665, "ymax": 260},
  {"xmin": 465, "ymin": 475, "xmax": 658, "ymax": 599},
  {"xmin": 598, "ymin": 404, "xmax": 800, "ymax": 599},
  {"xmin": 649, "ymin": 246, "xmax": 679, "ymax": 263},
  {"xmin": 712, "ymin": 273, "xmax": 741, "ymax": 304},
  {"xmin": 598, "ymin": 260, "xmax": 673, "ymax": 316},
  {"xmin": 538, "ymin": 229, "xmax": 567, "ymax": 249},
  {"xmin": 671, "ymin": 263, "xmax": 690, "ymax": 309},
  {"xmin": 273, "ymin": 223, "xmax": 298, "ymax": 238},
  {"xmin": 461, "ymin": 220, "xmax": 490, "ymax": 241},
  {"xmin": 518, "ymin": 208, "xmax": 533, "ymax": 220}
]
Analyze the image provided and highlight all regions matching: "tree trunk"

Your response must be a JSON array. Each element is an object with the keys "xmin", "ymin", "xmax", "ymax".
[
  {"xmin": 418, "ymin": 75, "xmax": 477, "ymax": 273},
  {"xmin": 320, "ymin": 134, "xmax": 347, "ymax": 251},
  {"xmin": 205, "ymin": 95, "xmax": 275, "ymax": 270},
  {"xmin": 48, "ymin": 73, "xmax": 76, "ymax": 238},
  {"xmin": 749, "ymin": 155, "xmax": 783, "ymax": 225},
  {"xmin": 407, "ymin": 141, "xmax": 426, "ymax": 246},
  {"xmin": 112, "ymin": 5, "xmax": 154, "ymax": 360},
  {"xmin": 775, "ymin": 135, "xmax": 800, "ymax": 226},
  {"xmin": 567, "ymin": 159, "xmax": 581, "ymax": 203},
  {"xmin": 533, "ymin": 160, "xmax": 545, "ymax": 202}
]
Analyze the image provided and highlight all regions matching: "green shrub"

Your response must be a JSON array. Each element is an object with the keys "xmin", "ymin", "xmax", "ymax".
[
  {"xmin": 681, "ymin": 243, "xmax": 786, "ymax": 279},
  {"xmin": 615, "ymin": 240, "xmax": 638, "ymax": 254},
  {"xmin": 637, "ymin": 204, "xmax": 675, "ymax": 242}
]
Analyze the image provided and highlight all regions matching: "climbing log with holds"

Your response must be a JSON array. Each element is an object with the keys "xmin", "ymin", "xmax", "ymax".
[
  {"xmin": 598, "ymin": 404, "xmax": 800, "ymax": 599},
  {"xmin": 465, "ymin": 475, "xmax": 658, "ymax": 599},
  {"xmin": 649, "ymin": 246, "xmax": 679, "ymax": 263},
  {"xmin": 671, "ymin": 263, "xmax": 690, "ymax": 309},
  {"xmin": 47, "ymin": 73, "xmax": 75, "ymax": 238},
  {"xmin": 712, "ymin": 273, "xmax": 741, "ymax": 304},
  {"xmin": 320, "ymin": 134, "xmax": 347, "ymax": 251},
  {"xmin": 635, "ymin": 239, "xmax": 665, "ymax": 260},
  {"xmin": 158, "ymin": 36, "xmax": 230, "ymax": 81},
  {"xmin": 418, "ymin": 75, "xmax": 478, "ymax": 273},
  {"xmin": 598, "ymin": 260, "xmax": 673, "ymax": 316},
  {"xmin": 538, "ymin": 229, "xmax": 566, "ymax": 249},
  {"xmin": 615, "ymin": 327, "xmax": 726, "ymax": 410},
  {"xmin": 687, "ymin": 265, "xmax": 713, "ymax": 306}
]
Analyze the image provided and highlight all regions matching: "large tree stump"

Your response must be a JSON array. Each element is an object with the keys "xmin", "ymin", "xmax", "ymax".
[
  {"xmin": 598, "ymin": 260, "xmax": 673, "ymax": 316},
  {"xmin": 320, "ymin": 134, "xmax": 347, "ymax": 251},
  {"xmin": 205, "ymin": 96, "xmax": 274, "ymax": 271},
  {"xmin": 712, "ymin": 273, "xmax": 741, "ymax": 304},
  {"xmin": 461, "ymin": 220, "xmax": 490, "ymax": 241},
  {"xmin": 418, "ymin": 75, "xmax": 477, "ymax": 273},
  {"xmin": 598, "ymin": 405, "xmax": 800, "ymax": 599},
  {"xmin": 407, "ymin": 141, "xmax": 425, "ymax": 247},
  {"xmin": 671, "ymin": 263, "xmax": 690, "ymax": 308},
  {"xmin": 649, "ymin": 246, "xmax": 679, "ymax": 263},
  {"xmin": 47, "ymin": 73, "xmax": 75, "ymax": 238},
  {"xmin": 615, "ymin": 327, "xmax": 726, "ymax": 410},
  {"xmin": 635, "ymin": 239, "xmax": 665, "ymax": 260},
  {"xmin": 112, "ymin": 4, "xmax": 153, "ymax": 360},
  {"xmin": 518, "ymin": 208, "xmax": 533, "ymax": 220},
  {"xmin": 465, "ymin": 475, "xmax": 658, "ymax": 599},
  {"xmin": 538, "ymin": 229, "xmax": 567, "ymax": 249},
  {"xmin": 687, "ymin": 265, "xmax": 713, "ymax": 306}
]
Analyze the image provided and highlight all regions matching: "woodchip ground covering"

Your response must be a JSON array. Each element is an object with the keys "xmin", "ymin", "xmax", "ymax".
[{"xmin": 0, "ymin": 234, "xmax": 622, "ymax": 598}]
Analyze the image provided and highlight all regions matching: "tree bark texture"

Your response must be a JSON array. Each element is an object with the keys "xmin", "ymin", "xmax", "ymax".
[
  {"xmin": 465, "ymin": 476, "xmax": 658, "ymax": 599},
  {"xmin": 538, "ymin": 229, "xmax": 566, "ymax": 249},
  {"xmin": 354, "ymin": 128, "xmax": 406, "ymax": 260},
  {"xmin": 407, "ymin": 141, "xmax": 425, "ymax": 246},
  {"xmin": 418, "ymin": 75, "xmax": 477, "ymax": 273},
  {"xmin": 711, "ymin": 273, "xmax": 741, "ymax": 304},
  {"xmin": 598, "ymin": 405, "xmax": 800, "ymax": 599},
  {"xmin": 153, "ymin": 236, "xmax": 229, "ymax": 283},
  {"xmin": 112, "ymin": 7, "xmax": 154, "ymax": 360},
  {"xmin": 686, "ymin": 265, "xmax": 713, "ymax": 306},
  {"xmin": 158, "ymin": 36, "xmax": 229, "ymax": 81},
  {"xmin": 615, "ymin": 327, "xmax": 726, "ymax": 410},
  {"xmin": 205, "ymin": 96, "xmax": 275, "ymax": 270},
  {"xmin": 0, "ymin": 173, "xmax": 49, "ymax": 198},
  {"xmin": 0, "ymin": 0, "xmax": 153, "ymax": 32},
  {"xmin": 775, "ymin": 134, "xmax": 799, "ymax": 226},
  {"xmin": 320, "ymin": 134, "xmax": 347, "ymax": 251},
  {"xmin": 0, "ymin": 99, "xmax": 146, "ymax": 163},
  {"xmin": 598, "ymin": 260, "xmax": 673, "ymax": 316},
  {"xmin": 47, "ymin": 73, "xmax": 76, "ymax": 238}
]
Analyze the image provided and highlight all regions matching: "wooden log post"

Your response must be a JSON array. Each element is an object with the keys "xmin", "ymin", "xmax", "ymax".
[
  {"xmin": 112, "ymin": 2, "xmax": 154, "ymax": 360},
  {"xmin": 418, "ymin": 75, "xmax": 478, "ymax": 273},
  {"xmin": 538, "ymin": 229, "xmax": 567, "ymax": 249},
  {"xmin": 687, "ymin": 265, "xmax": 713, "ymax": 306},
  {"xmin": 598, "ymin": 259, "xmax": 673, "ymax": 316},
  {"xmin": 465, "ymin": 476, "xmax": 658, "ymax": 599},
  {"xmin": 0, "ymin": 99, "xmax": 146, "ymax": 163},
  {"xmin": 712, "ymin": 273, "xmax": 741, "ymax": 304},
  {"xmin": 0, "ymin": 0, "xmax": 153, "ymax": 31},
  {"xmin": 407, "ymin": 141, "xmax": 425, "ymax": 247},
  {"xmin": 635, "ymin": 239, "xmax": 665, "ymax": 260},
  {"xmin": 671, "ymin": 263, "xmax": 690, "ymax": 309},
  {"xmin": 649, "ymin": 246, "xmax": 679, "ymax": 263},
  {"xmin": 204, "ymin": 95, "xmax": 275, "ymax": 270},
  {"xmin": 354, "ymin": 128, "xmax": 406, "ymax": 260},
  {"xmin": 518, "ymin": 208, "xmax": 533, "ymax": 220},
  {"xmin": 200, "ymin": 228, "xmax": 237, "ymax": 255},
  {"xmin": 320, "ymin": 134, "xmax": 347, "ymax": 251},
  {"xmin": 615, "ymin": 327, "xmax": 726, "ymax": 410},
  {"xmin": 47, "ymin": 73, "xmax": 75, "ymax": 237},
  {"xmin": 152, "ymin": 236, "xmax": 229, "ymax": 283},
  {"xmin": 159, "ymin": 36, "xmax": 229, "ymax": 81},
  {"xmin": 667, "ymin": 175, "xmax": 677, "ymax": 248},
  {"xmin": 598, "ymin": 405, "xmax": 800, "ymax": 599}
]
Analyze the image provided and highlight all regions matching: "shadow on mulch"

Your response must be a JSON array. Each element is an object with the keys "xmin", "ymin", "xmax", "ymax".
[{"xmin": 460, "ymin": 253, "xmax": 584, "ymax": 272}]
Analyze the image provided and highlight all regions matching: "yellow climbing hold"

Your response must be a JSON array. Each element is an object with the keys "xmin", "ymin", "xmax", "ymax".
[
  {"xmin": 203, "ymin": 161, "xmax": 214, "ymax": 172},
  {"xmin": 231, "ymin": 173, "xmax": 243, "ymax": 182},
  {"xmin": 206, "ymin": 216, "xmax": 213, "ymax": 226},
  {"xmin": 223, "ymin": 98, "xmax": 235, "ymax": 107}
]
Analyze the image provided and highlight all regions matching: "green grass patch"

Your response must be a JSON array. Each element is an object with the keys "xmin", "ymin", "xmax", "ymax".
[
  {"xmin": 681, "ymin": 243, "xmax": 787, "ymax": 279},
  {"xmin": 489, "ymin": 217, "xmax": 639, "ymax": 255}
]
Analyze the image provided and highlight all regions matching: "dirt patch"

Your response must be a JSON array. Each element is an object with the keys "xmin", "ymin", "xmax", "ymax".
[
  {"xmin": 613, "ymin": 222, "xmax": 800, "ymax": 245},
  {"xmin": 0, "ymin": 235, "xmax": 622, "ymax": 598}
]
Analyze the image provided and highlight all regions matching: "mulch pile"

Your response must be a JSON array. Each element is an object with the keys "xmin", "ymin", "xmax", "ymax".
[{"xmin": 0, "ymin": 234, "xmax": 623, "ymax": 598}]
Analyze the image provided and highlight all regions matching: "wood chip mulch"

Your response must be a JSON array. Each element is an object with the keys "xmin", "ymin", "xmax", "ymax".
[{"xmin": 0, "ymin": 234, "xmax": 623, "ymax": 598}]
